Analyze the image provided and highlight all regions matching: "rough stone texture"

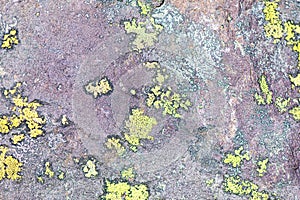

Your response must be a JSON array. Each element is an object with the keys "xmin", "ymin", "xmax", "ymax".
[{"xmin": 0, "ymin": 0, "xmax": 299, "ymax": 199}]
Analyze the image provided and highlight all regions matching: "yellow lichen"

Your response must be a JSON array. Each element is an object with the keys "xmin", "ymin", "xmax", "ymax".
[
  {"xmin": 29, "ymin": 128, "xmax": 44, "ymax": 138},
  {"xmin": 254, "ymin": 93, "xmax": 265, "ymax": 105},
  {"xmin": 254, "ymin": 75, "xmax": 273, "ymax": 105},
  {"xmin": 289, "ymin": 73, "xmax": 300, "ymax": 88},
  {"xmin": 137, "ymin": 0, "xmax": 152, "ymax": 16},
  {"xmin": 1, "ymin": 28, "xmax": 19, "ymax": 49},
  {"xmin": 263, "ymin": 0, "xmax": 300, "ymax": 67},
  {"xmin": 4, "ymin": 156, "xmax": 22, "ymax": 180},
  {"xmin": 143, "ymin": 61, "xmax": 160, "ymax": 69},
  {"xmin": 289, "ymin": 106, "xmax": 300, "ymax": 120},
  {"xmin": 0, "ymin": 83, "xmax": 46, "ymax": 138},
  {"xmin": 0, "ymin": 116, "xmax": 10, "ymax": 134},
  {"xmin": 60, "ymin": 115, "xmax": 70, "ymax": 126},
  {"xmin": 124, "ymin": 108, "xmax": 157, "ymax": 151},
  {"xmin": 0, "ymin": 146, "xmax": 22, "ymax": 181},
  {"xmin": 105, "ymin": 136, "xmax": 126, "ymax": 156},
  {"xmin": 82, "ymin": 158, "xmax": 98, "ymax": 178},
  {"xmin": 57, "ymin": 171, "xmax": 65, "ymax": 180},
  {"xmin": 257, "ymin": 158, "xmax": 269, "ymax": 177},
  {"xmin": 121, "ymin": 167, "xmax": 135, "ymax": 180},
  {"xmin": 263, "ymin": 0, "xmax": 283, "ymax": 43},
  {"xmin": 223, "ymin": 175, "xmax": 269, "ymax": 199},
  {"xmin": 85, "ymin": 77, "xmax": 113, "ymax": 98},
  {"xmin": 11, "ymin": 133, "xmax": 25, "ymax": 145},
  {"xmin": 284, "ymin": 21, "xmax": 300, "ymax": 67},
  {"xmin": 206, "ymin": 178, "xmax": 215, "ymax": 187},
  {"xmin": 130, "ymin": 89, "xmax": 136, "ymax": 96},
  {"xmin": 102, "ymin": 179, "xmax": 149, "ymax": 200},
  {"xmin": 45, "ymin": 161, "xmax": 55, "ymax": 178},
  {"xmin": 37, "ymin": 176, "xmax": 44, "ymax": 184},
  {"xmin": 223, "ymin": 146, "xmax": 250, "ymax": 168},
  {"xmin": 9, "ymin": 115, "xmax": 22, "ymax": 128},
  {"xmin": 146, "ymin": 85, "xmax": 192, "ymax": 118},
  {"xmin": 124, "ymin": 18, "xmax": 163, "ymax": 51},
  {"xmin": 275, "ymin": 97, "xmax": 290, "ymax": 113}
]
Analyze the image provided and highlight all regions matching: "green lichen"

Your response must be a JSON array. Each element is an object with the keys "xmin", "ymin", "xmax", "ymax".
[{"xmin": 223, "ymin": 146, "xmax": 250, "ymax": 168}]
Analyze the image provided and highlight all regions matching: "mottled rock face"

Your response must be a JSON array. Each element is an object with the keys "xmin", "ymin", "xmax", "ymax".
[{"xmin": 0, "ymin": 0, "xmax": 300, "ymax": 199}]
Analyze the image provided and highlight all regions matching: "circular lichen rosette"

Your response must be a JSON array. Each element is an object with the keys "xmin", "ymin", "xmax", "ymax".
[{"xmin": 72, "ymin": 4, "xmax": 230, "ymax": 174}]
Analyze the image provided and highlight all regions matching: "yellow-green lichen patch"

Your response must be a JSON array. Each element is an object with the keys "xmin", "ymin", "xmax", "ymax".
[
  {"xmin": 0, "ymin": 116, "xmax": 10, "ymax": 134},
  {"xmin": 254, "ymin": 75, "xmax": 273, "ymax": 105},
  {"xmin": 45, "ymin": 161, "xmax": 55, "ymax": 178},
  {"xmin": 124, "ymin": 108, "xmax": 157, "ymax": 152},
  {"xmin": 262, "ymin": 0, "xmax": 283, "ymax": 43},
  {"xmin": 143, "ymin": 61, "xmax": 168, "ymax": 85},
  {"xmin": 85, "ymin": 77, "xmax": 113, "ymax": 99},
  {"xmin": 283, "ymin": 21, "xmax": 300, "ymax": 67},
  {"xmin": 275, "ymin": 97, "xmax": 290, "ymax": 113},
  {"xmin": 82, "ymin": 158, "xmax": 98, "ymax": 178},
  {"xmin": 223, "ymin": 175, "xmax": 269, "ymax": 200},
  {"xmin": 102, "ymin": 179, "xmax": 149, "ymax": 200},
  {"xmin": 257, "ymin": 158, "xmax": 269, "ymax": 177},
  {"xmin": 105, "ymin": 136, "xmax": 126, "ymax": 156},
  {"xmin": 60, "ymin": 114, "xmax": 71, "ymax": 127},
  {"xmin": 10, "ymin": 133, "xmax": 25, "ymax": 145},
  {"xmin": 146, "ymin": 85, "xmax": 192, "ymax": 118},
  {"xmin": 37, "ymin": 161, "xmax": 66, "ymax": 183},
  {"xmin": 124, "ymin": 17, "xmax": 163, "ymax": 51},
  {"xmin": 289, "ymin": 106, "xmax": 300, "ymax": 120},
  {"xmin": 0, "ymin": 146, "xmax": 22, "ymax": 181},
  {"xmin": 57, "ymin": 171, "xmax": 65, "ymax": 180},
  {"xmin": 223, "ymin": 146, "xmax": 250, "ymax": 168},
  {"xmin": 289, "ymin": 73, "xmax": 300, "ymax": 88},
  {"xmin": 37, "ymin": 176, "xmax": 44, "ymax": 184},
  {"xmin": 137, "ymin": 0, "xmax": 152, "ymax": 16},
  {"xmin": 0, "ymin": 82, "xmax": 46, "ymax": 138},
  {"xmin": 143, "ymin": 61, "xmax": 160, "ymax": 69},
  {"xmin": 1, "ymin": 28, "xmax": 19, "ymax": 49},
  {"xmin": 121, "ymin": 167, "xmax": 135, "ymax": 180},
  {"xmin": 130, "ymin": 89, "xmax": 137, "ymax": 96},
  {"xmin": 262, "ymin": 0, "xmax": 300, "ymax": 67},
  {"xmin": 206, "ymin": 178, "xmax": 215, "ymax": 187}
]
